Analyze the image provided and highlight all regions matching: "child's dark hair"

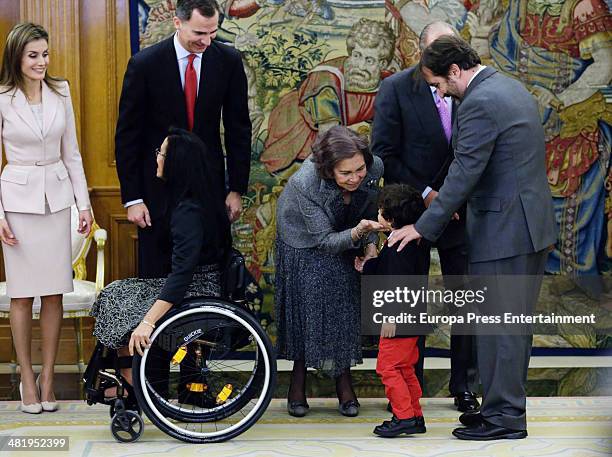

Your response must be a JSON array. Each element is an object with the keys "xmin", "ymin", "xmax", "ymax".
[{"xmin": 378, "ymin": 184, "xmax": 425, "ymax": 228}]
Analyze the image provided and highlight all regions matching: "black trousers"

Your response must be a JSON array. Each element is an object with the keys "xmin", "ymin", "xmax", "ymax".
[
  {"xmin": 438, "ymin": 243, "xmax": 479, "ymax": 395},
  {"xmin": 137, "ymin": 218, "xmax": 172, "ymax": 279}
]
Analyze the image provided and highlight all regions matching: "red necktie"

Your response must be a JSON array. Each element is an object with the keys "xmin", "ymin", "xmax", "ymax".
[{"xmin": 184, "ymin": 54, "xmax": 197, "ymax": 131}]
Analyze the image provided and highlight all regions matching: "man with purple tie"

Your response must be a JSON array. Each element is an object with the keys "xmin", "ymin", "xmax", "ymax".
[{"xmin": 371, "ymin": 21, "xmax": 479, "ymax": 413}]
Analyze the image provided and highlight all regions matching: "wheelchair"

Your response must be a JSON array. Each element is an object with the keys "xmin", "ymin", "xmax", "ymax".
[{"xmin": 83, "ymin": 250, "xmax": 277, "ymax": 443}]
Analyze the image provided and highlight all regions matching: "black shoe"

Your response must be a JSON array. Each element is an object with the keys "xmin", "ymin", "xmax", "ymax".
[
  {"xmin": 287, "ymin": 400, "xmax": 309, "ymax": 417},
  {"xmin": 338, "ymin": 399, "xmax": 360, "ymax": 417},
  {"xmin": 454, "ymin": 392, "xmax": 480, "ymax": 412},
  {"xmin": 459, "ymin": 410, "xmax": 483, "ymax": 426},
  {"xmin": 416, "ymin": 416, "xmax": 425, "ymax": 429},
  {"xmin": 452, "ymin": 420, "xmax": 527, "ymax": 441},
  {"xmin": 386, "ymin": 402, "xmax": 425, "ymax": 428},
  {"xmin": 373, "ymin": 415, "xmax": 426, "ymax": 437}
]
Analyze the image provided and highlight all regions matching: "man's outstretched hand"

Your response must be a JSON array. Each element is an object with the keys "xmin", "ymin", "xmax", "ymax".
[{"xmin": 387, "ymin": 224, "xmax": 422, "ymax": 252}]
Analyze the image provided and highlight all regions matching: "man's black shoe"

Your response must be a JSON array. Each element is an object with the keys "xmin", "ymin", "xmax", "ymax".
[
  {"xmin": 459, "ymin": 410, "xmax": 483, "ymax": 426},
  {"xmin": 373, "ymin": 415, "xmax": 426, "ymax": 437},
  {"xmin": 454, "ymin": 392, "xmax": 480, "ymax": 412},
  {"xmin": 452, "ymin": 420, "xmax": 527, "ymax": 441}
]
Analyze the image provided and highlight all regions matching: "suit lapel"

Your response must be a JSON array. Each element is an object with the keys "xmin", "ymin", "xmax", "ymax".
[
  {"xmin": 160, "ymin": 38, "xmax": 188, "ymax": 128},
  {"xmin": 41, "ymin": 81, "xmax": 58, "ymax": 138},
  {"xmin": 193, "ymin": 44, "xmax": 221, "ymax": 131},
  {"xmin": 462, "ymin": 66, "xmax": 496, "ymax": 101},
  {"xmin": 451, "ymin": 67, "xmax": 496, "ymax": 148},
  {"xmin": 411, "ymin": 77, "xmax": 449, "ymax": 155},
  {"xmin": 12, "ymin": 89, "xmax": 43, "ymax": 140}
]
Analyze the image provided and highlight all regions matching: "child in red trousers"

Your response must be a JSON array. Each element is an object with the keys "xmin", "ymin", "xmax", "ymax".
[{"xmin": 361, "ymin": 184, "xmax": 430, "ymax": 437}]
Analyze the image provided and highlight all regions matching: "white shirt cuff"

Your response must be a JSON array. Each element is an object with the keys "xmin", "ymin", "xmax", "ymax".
[
  {"xmin": 422, "ymin": 186, "xmax": 433, "ymax": 199},
  {"xmin": 124, "ymin": 199, "xmax": 144, "ymax": 208}
]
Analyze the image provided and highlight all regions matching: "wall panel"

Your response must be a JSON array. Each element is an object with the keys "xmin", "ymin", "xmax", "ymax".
[{"xmin": 0, "ymin": 0, "xmax": 132, "ymax": 365}]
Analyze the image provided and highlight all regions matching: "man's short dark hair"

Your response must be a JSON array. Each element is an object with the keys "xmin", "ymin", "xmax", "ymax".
[
  {"xmin": 378, "ymin": 184, "xmax": 424, "ymax": 228},
  {"xmin": 176, "ymin": 0, "xmax": 220, "ymax": 20},
  {"xmin": 420, "ymin": 35, "xmax": 481, "ymax": 76},
  {"xmin": 310, "ymin": 126, "xmax": 373, "ymax": 180}
]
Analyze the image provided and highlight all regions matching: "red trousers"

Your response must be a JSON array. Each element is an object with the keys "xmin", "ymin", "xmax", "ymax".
[{"xmin": 376, "ymin": 336, "xmax": 423, "ymax": 419}]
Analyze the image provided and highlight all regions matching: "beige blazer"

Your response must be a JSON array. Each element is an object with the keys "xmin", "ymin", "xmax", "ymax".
[{"xmin": 0, "ymin": 80, "xmax": 90, "ymax": 217}]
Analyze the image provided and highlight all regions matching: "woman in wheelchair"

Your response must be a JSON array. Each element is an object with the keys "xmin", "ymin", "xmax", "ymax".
[{"xmin": 86, "ymin": 128, "xmax": 275, "ymax": 443}]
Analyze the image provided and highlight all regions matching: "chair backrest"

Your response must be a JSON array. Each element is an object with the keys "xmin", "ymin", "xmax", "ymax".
[{"xmin": 70, "ymin": 205, "xmax": 96, "ymax": 280}]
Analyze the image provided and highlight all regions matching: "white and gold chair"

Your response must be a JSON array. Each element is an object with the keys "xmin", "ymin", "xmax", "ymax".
[{"xmin": 0, "ymin": 204, "xmax": 107, "ymax": 374}]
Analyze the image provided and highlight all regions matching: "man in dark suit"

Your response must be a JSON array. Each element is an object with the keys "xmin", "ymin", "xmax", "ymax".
[
  {"xmin": 115, "ymin": 0, "xmax": 251, "ymax": 278},
  {"xmin": 389, "ymin": 36, "xmax": 557, "ymax": 440},
  {"xmin": 371, "ymin": 22, "xmax": 479, "ymax": 413}
]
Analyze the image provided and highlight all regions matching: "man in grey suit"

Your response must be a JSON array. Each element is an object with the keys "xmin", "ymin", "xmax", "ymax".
[{"xmin": 388, "ymin": 36, "xmax": 557, "ymax": 440}]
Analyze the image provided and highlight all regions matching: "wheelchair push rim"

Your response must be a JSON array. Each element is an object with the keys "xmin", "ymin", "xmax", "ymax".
[{"xmin": 133, "ymin": 299, "xmax": 276, "ymax": 443}]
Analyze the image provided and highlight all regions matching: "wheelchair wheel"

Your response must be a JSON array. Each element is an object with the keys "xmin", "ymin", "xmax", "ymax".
[
  {"xmin": 110, "ymin": 410, "xmax": 144, "ymax": 443},
  {"xmin": 132, "ymin": 297, "xmax": 276, "ymax": 443}
]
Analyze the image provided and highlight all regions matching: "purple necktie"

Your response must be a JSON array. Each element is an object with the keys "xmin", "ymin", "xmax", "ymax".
[{"xmin": 436, "ymin": 96, "xmax": 452, "ymax": 143}]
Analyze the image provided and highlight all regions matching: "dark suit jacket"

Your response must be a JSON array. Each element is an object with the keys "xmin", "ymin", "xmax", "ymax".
[
  {"xmin": 158, "ymin": 198, "xmax": 230, "ymax": 305},
  {"xmin": 115, "ymin": 37, "xmax": 252, "ymax": 219},
  {"xmin": 371, "ymin": 66, "xmax": 464, "ymax": 250},
  {"xmin": 415, "ymin": 67, "xmax": 557, "ymax": 263},
  {"xmin": 363, "ymin": 239, "xmax": 430, "ymax": 276}
]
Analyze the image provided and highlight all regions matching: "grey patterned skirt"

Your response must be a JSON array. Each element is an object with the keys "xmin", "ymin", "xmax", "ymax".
[
  {"xmin": 91, "ymin": 265, "xmax": 221, "ymax": 349},
  {"xmin": 274, "ymin": 239, "xmax": 362, "ymax": 377}
]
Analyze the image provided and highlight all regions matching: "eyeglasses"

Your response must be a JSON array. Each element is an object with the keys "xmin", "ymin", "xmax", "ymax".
[{"xmin": 154, "ymin": 147, "xmax": 166, "ymax": 158}]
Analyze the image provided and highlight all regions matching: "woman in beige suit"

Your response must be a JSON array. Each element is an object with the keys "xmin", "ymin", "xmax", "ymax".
[{"xmin": 0, "ymin": 23, "xmax": 92, "ymax": 414}]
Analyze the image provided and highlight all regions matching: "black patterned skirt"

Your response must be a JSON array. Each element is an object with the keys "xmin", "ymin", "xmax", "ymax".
[
  {"xmin": 91, "ymin": 265, "xmax": 221, "ymax": 349},
  {"xmin": 274, "ymin": 239, "xmax": 362, "ymax": 377}
]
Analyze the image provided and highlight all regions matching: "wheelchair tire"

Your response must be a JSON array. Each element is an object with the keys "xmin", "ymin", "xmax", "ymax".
[{"xmin": 132, "ymin": 297, "xmax": 276, "ymax": 443}]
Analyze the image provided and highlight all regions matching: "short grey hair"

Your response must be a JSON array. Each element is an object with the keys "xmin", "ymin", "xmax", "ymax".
[{"xmin": 419, "ymin": 21, "xmax": 457, "ymax": 51}]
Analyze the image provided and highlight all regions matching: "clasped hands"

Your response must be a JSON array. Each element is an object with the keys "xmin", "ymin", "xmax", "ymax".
[{"xmin": 353, "ymin": 219, "xmax": 385, "ymax": 272}]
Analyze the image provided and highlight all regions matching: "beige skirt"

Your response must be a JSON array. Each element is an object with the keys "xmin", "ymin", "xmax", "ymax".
[{"xmin": 2, "ymin": 205, "xmax": 72, "ymax": 298}]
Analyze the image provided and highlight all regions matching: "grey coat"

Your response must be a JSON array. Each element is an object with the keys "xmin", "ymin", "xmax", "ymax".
[
  {"xmin": 415, "ymin": 67, "xmax": 557, "ymax": 263},
  {"xmin": 276, "ymin": 156, "xmax": 383, "ymax": 253}
]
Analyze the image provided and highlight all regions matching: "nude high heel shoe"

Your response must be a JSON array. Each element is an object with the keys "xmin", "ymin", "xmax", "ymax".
[
  {"xmin": 19, "ymin": 381, "xmax": 42, "ymax": 414},
  {"xmin": 36, "ymin": 375, "xmax": 58, "ymax": 412}
]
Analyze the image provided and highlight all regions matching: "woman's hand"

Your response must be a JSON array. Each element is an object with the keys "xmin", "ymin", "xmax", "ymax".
[
  {"xmin": 78, "ymin": 209, "xmax": 93, "ymax": 236},
  {"xmin": 0, "ymin": 219, "xmax": 17, "ymax": 246},
  {"xmin": 355, "ymin": 242, "xmax": 378, "ymax": 272},
  {"xmin": 352, "ymin": 219, "xmax": 385, "ymax": 241},
  {"xmin": 129, "ymin": 322, "xmax": 154, "ymax": 356}
]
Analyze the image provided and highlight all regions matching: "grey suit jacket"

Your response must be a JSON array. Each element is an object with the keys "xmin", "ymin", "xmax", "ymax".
[
  {"xmin": 276, "ymin": 156, "xmax": 383, "ymax": 254},
  {"xmin": 415, "ymin": 67, "xmax": 557, "ymax": 263}
]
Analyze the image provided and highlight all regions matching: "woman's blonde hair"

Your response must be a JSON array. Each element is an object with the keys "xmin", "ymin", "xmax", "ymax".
[{"xmin": 0, "ymin": 22, "xmax": 64, "ymax": 96}]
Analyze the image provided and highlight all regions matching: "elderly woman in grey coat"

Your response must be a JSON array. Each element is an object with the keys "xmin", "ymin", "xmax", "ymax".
[{"xmin": 275, "ymin": 126, "xmax": 384, "ymax": 418}]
